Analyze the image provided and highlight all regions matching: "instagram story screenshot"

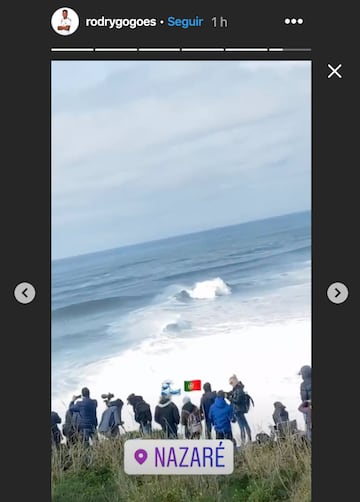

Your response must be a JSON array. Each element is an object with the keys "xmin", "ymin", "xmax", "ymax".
[{"xmin": 4, "ymin": 2, "xmax": 357, "ymax": 502}]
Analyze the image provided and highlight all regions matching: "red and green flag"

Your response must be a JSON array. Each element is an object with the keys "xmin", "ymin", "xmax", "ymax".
[{"xmin": 184, "ymin": 380, "xmax": 201, "ymax": 392}]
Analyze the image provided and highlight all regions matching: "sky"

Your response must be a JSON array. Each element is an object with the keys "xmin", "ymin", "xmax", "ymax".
[{"xmin": 52, "ymin": 60, "xmax": 311, "ymax": 260}]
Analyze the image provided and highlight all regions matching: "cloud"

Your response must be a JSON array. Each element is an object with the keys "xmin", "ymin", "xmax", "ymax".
[{"xmin": 52, "ymin": 61, "xmax": 311, "ymax": 259}]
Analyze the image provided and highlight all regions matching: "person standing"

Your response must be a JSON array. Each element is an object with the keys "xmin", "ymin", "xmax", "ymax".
[
  {"xmin": 69, "ymin": 387, "xmax": 98, "ymax": 446},
  {"xmin": 154, "ymin": 395, "xmax": 180, "ymax": 438},
  {"xmin": 228, "ymin": 375, "xmax": 253, "ymax": 445},
  {"xmin": 181, "ymin": 397, "xmax": 202, "ymax": 439},
  {"xmin": 98, "ymin": 396, "xmax": 124, "ymax": 438},
  {"xmin": 209, "ymin": 391, "xmax": 234, "ymax": 442},
  {"xmin": 299, "ymin": 365, "xmax": 312, "ymax": 440},
  {"xmin": 298, "ymin": 400, "xmax": 312, "ymax": 441},
  {"xmin": 127, "ymin": 394, "xmax": 152, "ymax": 435},
  {"xmin": 51, "ymin": 411, "xmax": 62, "ymax": 448},
  {"xmin": 62, "ymin": 407, "xmax": 80, "ymax": 446},
  {"xmin": 299, "ymin": 365, "xmax": 312, "ymax": 402},
  {"xmin": 200, "ymin": 382, "xmax": 217, "ymax": 439}
]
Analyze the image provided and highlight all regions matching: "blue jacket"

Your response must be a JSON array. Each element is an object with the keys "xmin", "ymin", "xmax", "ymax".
[
  {"xmin": 209, "ymin": 397, "xmax": 233, "ymax": 433},
  {"xmin": 69, "ymin": 397, "xmax": 98, "ymax": 430}
]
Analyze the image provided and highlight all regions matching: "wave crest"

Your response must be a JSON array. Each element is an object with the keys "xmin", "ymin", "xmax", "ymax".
[{"xmin": 52, "ymin": 294, "xmax": 149, "ymax": 320}]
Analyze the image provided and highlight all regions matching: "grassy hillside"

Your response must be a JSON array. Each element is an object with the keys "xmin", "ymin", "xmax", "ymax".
[{"xmin": 52, "ymin": 434, "xmax": 311, "ymax": 502}]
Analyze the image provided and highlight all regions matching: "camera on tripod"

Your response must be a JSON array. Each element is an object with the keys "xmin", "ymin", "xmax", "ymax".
[{"xmin": 101, "ymin": 392, "xmax": 114, "ymax": 405}]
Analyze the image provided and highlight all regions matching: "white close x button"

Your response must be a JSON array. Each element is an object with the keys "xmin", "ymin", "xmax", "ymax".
[{"xmin": 327, "ymin": 64, "xmax": 342, "ymax": 79}]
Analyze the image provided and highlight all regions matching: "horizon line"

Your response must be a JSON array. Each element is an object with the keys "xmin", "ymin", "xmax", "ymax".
[{"xmin": 52, "ymin": 208, "xmax": 310, "ymax": 263}]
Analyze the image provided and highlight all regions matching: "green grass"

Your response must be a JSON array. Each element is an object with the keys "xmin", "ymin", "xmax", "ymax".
[{"xmin": 52, "ymin": 434, "xmax": 311, "ymax": 502}]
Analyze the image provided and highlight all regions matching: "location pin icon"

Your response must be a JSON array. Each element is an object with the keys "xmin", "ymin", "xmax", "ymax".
[{"xmin": 134, "ymin": 449, "xmax": 148, "ymax": 465}]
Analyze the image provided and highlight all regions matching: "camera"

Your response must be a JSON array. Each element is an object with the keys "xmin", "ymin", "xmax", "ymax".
[{"xmin": 101, "ymin": 392, "xmax": 114, "ymax": 403}]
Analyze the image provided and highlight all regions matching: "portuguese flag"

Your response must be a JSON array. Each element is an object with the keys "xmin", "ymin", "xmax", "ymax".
[{"xmin": 184, "ymin": 380, "xmax": 201, "ymax": 392}]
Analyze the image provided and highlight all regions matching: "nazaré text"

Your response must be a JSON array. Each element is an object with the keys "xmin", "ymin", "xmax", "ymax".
[{"xmin": 155, "ymin": 442, "xmax": 225, "ymax": 468}]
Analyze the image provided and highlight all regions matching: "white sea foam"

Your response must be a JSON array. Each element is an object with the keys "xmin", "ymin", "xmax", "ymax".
[
  {"xmin": 52, "ymin": 317, "xmax": 311, "ymax": 443},
  {"xmin": 186, "ymin": 277, "xmax": 231, "ymax": 299}
]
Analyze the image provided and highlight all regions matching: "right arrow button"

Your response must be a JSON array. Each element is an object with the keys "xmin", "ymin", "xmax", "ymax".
[{"xmin": 327, "ymin": 282, "xmax": 349, "ymax": 304}]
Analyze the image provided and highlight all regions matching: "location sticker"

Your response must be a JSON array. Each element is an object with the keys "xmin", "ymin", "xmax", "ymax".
[
  {"xmin": 134, "ymin": 449, "xmax": 148, "ymax": 465},
  {"xmin": 125, "ymin": 440, "xmax": 234, "ymax": 475}
]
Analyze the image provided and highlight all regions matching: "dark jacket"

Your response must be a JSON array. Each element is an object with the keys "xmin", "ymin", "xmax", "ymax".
[
  {"xmin": 63, "ymin": 408, "xmax": 80, "ymax": 438},
  {"xmin": 155, "ymin": 397, "xmax": 180, "ymax": 437},
  {"xmin": 135, "ymin": 400, "xmax": 152, "ymax": 425},
  {"xmin": 51, "ymin": 411, "xmax": 61, "ymax": 428},
  {"xmin": 69, "ymin": 397, "xmax": 98, "ymax": 430},
  {"xmin": 51, "ymin": 411, "xmax": 62, "ymax": 444},
  {"xmin": 273, "ymin": 406, "xmax": 289, "ymax": 425},
  {"xmin": 228, "ymin": 383, "xmax": 248, "ymax": 414},
  {"xmin": 209, "ymin": 397, "xmax": 233, "ymax": 433},
  {"xmin": 200, "ymin": 390, "xmax": 217, "ymax": 421},
  {"xmin": 300, "ymin": 366, "xmax": 312, "ymax": 402},
  {"xmin": 181, "ymin": 402, "xmax": 196, "ymax": 426},
  {"xmin": 128, "ymin": 394, "xmax": 143, "ymax": 412},
  {"xmin": 127, "ymin": 395, "xmax": 151, "ymax": 424}
]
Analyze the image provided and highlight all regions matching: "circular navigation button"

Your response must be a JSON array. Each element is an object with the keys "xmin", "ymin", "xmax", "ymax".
[
  {"xmin": 327, "ymin": 282, "xmax": 349, "ymax": 304},
  {"xmin": 14, "ymin": 282, "xmax": 36, "ymax": 304}
]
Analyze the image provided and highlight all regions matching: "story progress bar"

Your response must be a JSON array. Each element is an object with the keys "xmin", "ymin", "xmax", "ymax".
[{"xmin": 51, "ymin": 47, "xmax": 312, "ymax": 53}]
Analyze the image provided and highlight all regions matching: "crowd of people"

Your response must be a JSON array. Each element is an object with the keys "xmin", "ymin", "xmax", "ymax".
[{"xmin": 51, "ymin": 366, "xmax": 312, "ymax": 449}]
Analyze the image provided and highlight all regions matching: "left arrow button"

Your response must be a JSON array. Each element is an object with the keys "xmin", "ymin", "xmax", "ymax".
[{"xmin": 14, "ymin": 283, "xmax": 36, "ymax": 304}]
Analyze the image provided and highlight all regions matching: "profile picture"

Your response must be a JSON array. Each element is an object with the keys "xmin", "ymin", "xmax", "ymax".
[{"xmin": 51, "ymin": 7, "xmax": 79, "ymax": 36}]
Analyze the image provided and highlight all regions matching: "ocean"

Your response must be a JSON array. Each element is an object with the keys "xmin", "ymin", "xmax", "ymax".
[{"xmin": 52, "ymin": 210, "xmax": 311, "ymax": 440}]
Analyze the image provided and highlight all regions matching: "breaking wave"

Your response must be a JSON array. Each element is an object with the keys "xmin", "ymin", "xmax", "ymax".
[{"xmin": 175, "ymin": 277, "xmax": 232, "ymax": 301}]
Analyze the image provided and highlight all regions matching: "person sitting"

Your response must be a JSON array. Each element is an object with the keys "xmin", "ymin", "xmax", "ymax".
[
  {"xmin": 272, "ymin": 402, "xmax": 289, "ymax": 426},
  {"xmin": 272, "ymin": 401, "xmax": 297, "ymax": 439},
  {"xmin": 127, "ymin": 394, "xmax": 152, "ymax": 435},
  {"xmin": 154, "ymin": 395, "xmax": 180, "ymax": 438},
  {"xmin": 181, "ymin": 397, "xmax": 202, "ymax": 439},
  {"xmin": 69, "ymin": 387, "xmax": 98, "ymax": 445},
  {"xmin": 51, "ymin": 411, "xmax": 62, "ymax": 448}
]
